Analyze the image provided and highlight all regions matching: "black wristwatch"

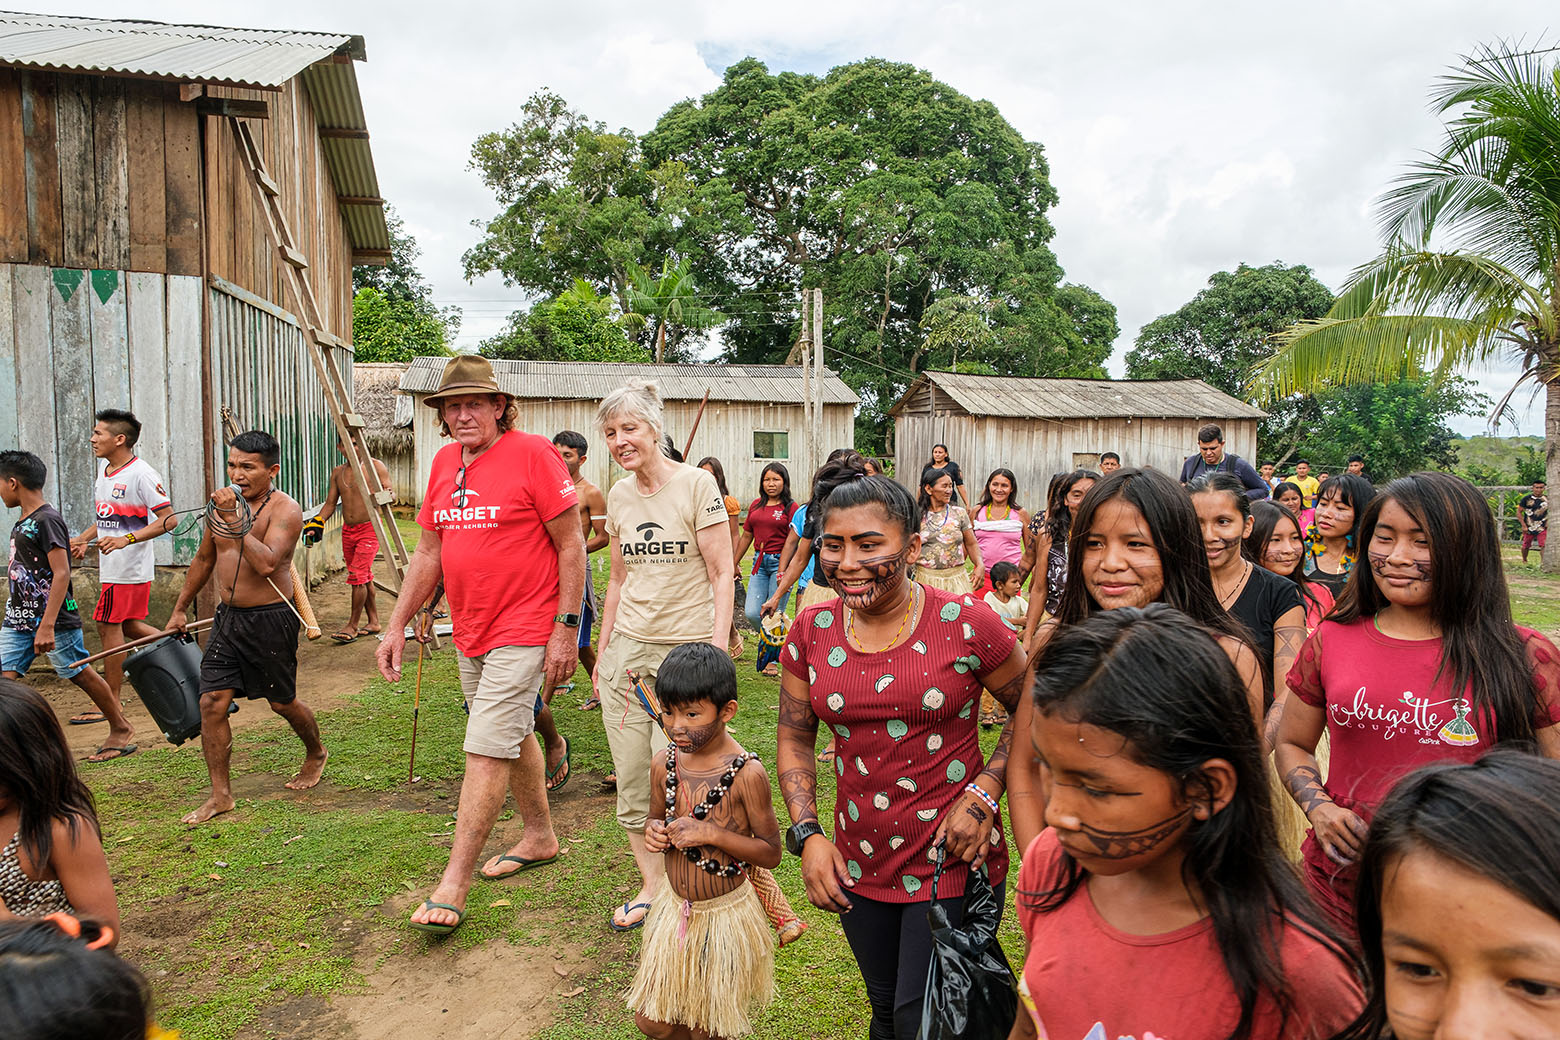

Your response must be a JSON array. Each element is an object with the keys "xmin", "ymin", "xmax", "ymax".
[
  {"xmin": 786, "ymin": 820, "xmax": 825, "ymax": 856},
  {"xmin": 554, "ymin": 612, "xmax": 581, "ymax": 627}
]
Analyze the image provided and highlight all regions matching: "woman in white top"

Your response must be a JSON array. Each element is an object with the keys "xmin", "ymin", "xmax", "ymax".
[{"xmin": 593, "ymin": 381, "xmax": 735, "ymax": 932}]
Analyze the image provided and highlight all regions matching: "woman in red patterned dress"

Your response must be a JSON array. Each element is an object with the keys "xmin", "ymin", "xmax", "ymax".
[{"xmin": 776, "ymin": 459, "xmax": 1028, "ymax": 1039}]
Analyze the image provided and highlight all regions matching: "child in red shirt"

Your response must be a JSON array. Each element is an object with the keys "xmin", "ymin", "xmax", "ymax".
[
  {"xmin": 1015, "ymin": 605, "xmax": 1361, "ymax": 1040},
  {"xmin": 1276, "ymin": 472, "xmax": 1560, "ymax": 938}
]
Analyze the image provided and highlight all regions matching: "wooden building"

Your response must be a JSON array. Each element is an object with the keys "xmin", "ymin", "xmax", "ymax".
[
  {"xmin": 354, "ymin": 362, "xmax": 417, "ymax": 504},
  {"xmin": 890, "ymin": 371, "xmax": 1266, "ymax": 504},
  {"xmin": 399, "ymin": 359, "xmax": 860, "ymax": 505},
  {"xmin": 0, "ymin": 12, "xmax": 388, "ymax": 582}
]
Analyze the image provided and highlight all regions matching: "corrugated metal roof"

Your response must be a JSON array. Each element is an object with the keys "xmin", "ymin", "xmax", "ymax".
[
  {"xmin": 400, "ymin": 358, "xmax": 860, "ymax": 406},
  {"xmin": 890, "ymin": 371, "xmax": 1266, "ymax": 420},
  {"xmin": 0, "ymin": 11, "xmax": 361, "ymax": 86},
  {"xmin": 0, "ymin": 12, "xmax": 389, "ymax": 252}
]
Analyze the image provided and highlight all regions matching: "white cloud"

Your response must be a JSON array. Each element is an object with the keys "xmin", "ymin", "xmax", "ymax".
[{"xmin": 26, "ymin": 0, "xmax": 1555, "ymax": 432}]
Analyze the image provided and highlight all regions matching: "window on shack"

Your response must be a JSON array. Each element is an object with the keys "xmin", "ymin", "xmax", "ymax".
[{"xmin": 754, "ymin": 431, "xmax": 789, "ymax": 459}]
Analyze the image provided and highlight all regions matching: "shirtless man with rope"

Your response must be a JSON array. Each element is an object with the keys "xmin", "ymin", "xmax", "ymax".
[{"xmin": 168, "ymin": 431, "xmax": 327, "ymax": 825}]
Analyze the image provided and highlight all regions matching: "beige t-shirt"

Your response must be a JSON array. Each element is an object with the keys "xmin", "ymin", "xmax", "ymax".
[{"xmin": 606, "ymin": 463, "xmax": 728, "ymax": 643}]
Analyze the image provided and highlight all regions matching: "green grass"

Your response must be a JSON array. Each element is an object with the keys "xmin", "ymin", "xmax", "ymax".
[{"xmin": 100, "ymin": 549, "xmax": 1026, "ymax": 1039}]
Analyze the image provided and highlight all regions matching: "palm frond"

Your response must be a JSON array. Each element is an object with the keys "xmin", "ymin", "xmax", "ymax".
[{"xmin": 1248, "ymin": 314, "xmax": 1506, "ymax": 402}]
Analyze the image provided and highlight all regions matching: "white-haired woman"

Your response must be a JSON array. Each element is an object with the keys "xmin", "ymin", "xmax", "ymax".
[{"xmin": 593, "ymin": 380, "xmax": 736, "ymax": 931}]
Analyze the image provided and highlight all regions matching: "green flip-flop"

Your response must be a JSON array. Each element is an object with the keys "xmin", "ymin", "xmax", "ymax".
[
  {"xmin": 409, "ymin": 899, "xmax": 464, "ymax": 935},
  {"xmin": 546, "ymin": 736, "xmax": 571, "ymax": 793},
  {"xmin": 482, "ymin": 852, "xmax": 558, "ymax": 880}
]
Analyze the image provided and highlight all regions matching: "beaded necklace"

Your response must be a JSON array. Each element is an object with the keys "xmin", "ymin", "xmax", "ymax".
[
  {"xmin": 846, "ymin": 583, "xmax": 919, "ymax": 653},
  {"xmin": 664, "ymin": 747, "xmax": 752, "ymax": 878}
]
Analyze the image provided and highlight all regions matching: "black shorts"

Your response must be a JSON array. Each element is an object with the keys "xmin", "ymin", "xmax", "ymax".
[{"xmin": 199, "ymin": 601, "xmax": 300, "ymax": 704}]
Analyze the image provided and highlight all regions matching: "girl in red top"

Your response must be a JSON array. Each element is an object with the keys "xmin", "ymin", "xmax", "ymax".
[
  {"xmin": 1244, "ymin": 500, "xmax": 1335, "ymax": 633},
  {"xmin": 1277, "ymin": 472, "xmax": 1560, "ymax": 940},
  {"xmin": 1340, "ymin": 750, "xmax": 1560, "ymax": 1040},
  {"xmin": 1007, "ymin": 468, "xmax": 1265, "ymax": 853},
  {"xmin": 1015, "ymin": 605, "xmax": 1361, "ymax": 1040},
  {"xmin": 777, "ymin": 459, "xmax": 1027, "ymax": 1039},
  {"xmin": 734, "ymin": 463, "xmax": 798, "ymax": 676}
]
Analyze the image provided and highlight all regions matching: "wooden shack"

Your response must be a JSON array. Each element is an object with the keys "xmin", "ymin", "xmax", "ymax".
[
  {"xmin": 890, "ymin": 371, "xmax": 1266, "ymax": 504},
  {"xmin": 0, "ymin": 12, "xmax": 389, "ymax": 581},
  {"xmin": 399, "ymin": 359, "xmax": 860, "ymax": 505}
]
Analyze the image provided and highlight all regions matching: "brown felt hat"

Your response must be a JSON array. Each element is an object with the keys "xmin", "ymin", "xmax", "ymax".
[{"xmin": 424, "ymin": 354, "xmax": 504, "ymax": 407}]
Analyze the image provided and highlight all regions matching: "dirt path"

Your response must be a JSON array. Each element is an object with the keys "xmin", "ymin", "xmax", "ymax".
[{"xmin": 40, "ymin": 575, "xmax": 381, "ymax": 761}]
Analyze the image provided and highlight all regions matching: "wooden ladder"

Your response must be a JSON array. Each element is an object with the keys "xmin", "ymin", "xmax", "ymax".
[{"xmin": 226, "ymin": 117, "xmax": 431, "ymax": 645}]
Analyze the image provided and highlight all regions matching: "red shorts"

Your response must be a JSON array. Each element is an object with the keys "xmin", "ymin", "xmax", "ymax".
[
  {"xmin": 93, "ymin": 582, "xmax": 151, "ymax": 624},
  {"xmin": 341, "ymin": 522, "xmax": 379, "ymax": 586}
]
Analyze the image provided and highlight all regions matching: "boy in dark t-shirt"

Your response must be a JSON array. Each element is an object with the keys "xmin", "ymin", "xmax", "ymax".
[{"xmin": 0, "ymin": 451, "xmax": 136, "ymax": 760}]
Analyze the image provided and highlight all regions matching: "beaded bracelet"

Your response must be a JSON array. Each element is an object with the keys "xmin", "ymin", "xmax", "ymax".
[{"xmin": 964, "ymin": 782, "xmax": 1000, "ymax": 815}]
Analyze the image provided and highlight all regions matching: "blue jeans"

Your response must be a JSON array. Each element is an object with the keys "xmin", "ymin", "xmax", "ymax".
[
  {"xmin": 744, "ymin": 552, "xmax": 786, "ymax": 628},
  {"xmin": 0, "ymin": 625, "xmax": 90, "ymax": 679}
]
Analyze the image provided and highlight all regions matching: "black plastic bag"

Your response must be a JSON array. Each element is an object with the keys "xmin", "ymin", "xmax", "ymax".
[{"xmin": 918, "ymin": 843, "xmax": 1018, "ymax": 1040}]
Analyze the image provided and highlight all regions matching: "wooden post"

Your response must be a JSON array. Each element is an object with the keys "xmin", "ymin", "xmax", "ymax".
[
  {"xmin": 812, "ymin": 288, "xmax": 824, "ymax": 463},
  {"xmin": 799, "ymin": 291, "xmax": 813, "ymax": 479}
]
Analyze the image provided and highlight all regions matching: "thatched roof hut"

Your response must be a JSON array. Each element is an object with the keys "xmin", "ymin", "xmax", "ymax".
[
  {"xmin": 353, "ymin": 362, "xmax": 417, "ymax": 502},
  {"xmin": 354, "ymin": 363, "xmax": 413, "ymax": 455}
]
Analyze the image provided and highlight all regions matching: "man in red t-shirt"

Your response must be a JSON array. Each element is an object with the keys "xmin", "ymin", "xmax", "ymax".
[{"xmin": 377, "ymin": 355, "xmax": 585, "ymax": 935}]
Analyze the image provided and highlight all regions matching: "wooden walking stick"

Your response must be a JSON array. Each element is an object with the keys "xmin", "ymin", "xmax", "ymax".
[
  {"xmin": 407, "ymin": 636, "xmax": 425, "ymax": 784},
  {"xmin": 626, "ymin": 670, "xmax": 808, "ymax": 946}
]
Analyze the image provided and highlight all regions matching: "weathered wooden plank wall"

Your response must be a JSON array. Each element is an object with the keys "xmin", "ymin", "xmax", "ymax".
[
  {"xmin": 409, "ymin": 397, "xmax": 855, "ymax": 510},
  {"xmin": 204, "ymin": 81, "xmax": 355, "ymax": 343},
  {"xmin": 894, "ymin": 412, "xmax": 1261, "ymax": 508},
  {"xmin": 0, "ymin": 71, "xmax": 201, "ymax": 276},
  {"xmin": 2, "ymin": 263, "xmax": 205, "ymax": 562}
]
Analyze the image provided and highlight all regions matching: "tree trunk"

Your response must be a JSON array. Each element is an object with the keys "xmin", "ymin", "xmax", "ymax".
[{"xmin": 1544, "ymin": 367, "xmax": 1560, "ymax": 573}]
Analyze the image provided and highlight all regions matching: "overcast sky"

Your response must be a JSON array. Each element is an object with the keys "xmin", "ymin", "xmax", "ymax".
[{"xmin": 34, "ymin": 0, "xmax": 1558, "ymax": 435}]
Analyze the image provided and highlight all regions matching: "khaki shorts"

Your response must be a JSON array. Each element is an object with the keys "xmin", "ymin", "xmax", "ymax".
[
  {"xmin": 457, "ymin": 645, "xmax": 546, "ymax": 759},
  {"xmin": 595, "ymin": 634, "xmax": 674, "ymax": 831}
]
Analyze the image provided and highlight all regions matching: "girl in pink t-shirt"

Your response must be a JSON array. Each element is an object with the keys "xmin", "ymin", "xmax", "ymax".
[
  {"xmin": 1014, "ymin": 605, "xmax": 1360, "ymax": 1040},
  {"xmin": 1277, "ymin": 472, "xmax": 1560, "ymax": 939}
]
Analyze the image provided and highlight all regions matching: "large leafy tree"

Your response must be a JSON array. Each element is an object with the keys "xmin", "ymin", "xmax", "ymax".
[
  {"xmin": 351, "ymin": 206, "xmax": 459, "ymax": 361},
  {"xmin": 1294, "ymin": 375, "xmax": 1489, "ymax": 480},
  {"xmin": 462, "ymin": 63, "xmax": 1116, "ymax": 451},
  {"xmin": 1252, "ymin": 43, "xmax": 1560, "ymax": 567},
  {"xmin": 480, "ymin": 281, "xmax": 650, "ymax": 363},
  {"xmin": 644, "ymin": 58, "xmax": 1115, "ymax": 448},
  {"xmin": 622, "ymin": 259, "xmax": 722, "ymax": 361}
]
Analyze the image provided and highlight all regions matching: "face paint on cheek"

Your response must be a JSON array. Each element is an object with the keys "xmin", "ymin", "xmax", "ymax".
[
  {"xmin": 1368, "ymin": 551, "xmax": 1391, "ymax": 575},
  {"xmin": 1075, "ymin": 807, "xmax": 1192, "ymax": 859},
  {"xmin": 673, "ymin": 722, "xmax": 720, "ymax": 752}
]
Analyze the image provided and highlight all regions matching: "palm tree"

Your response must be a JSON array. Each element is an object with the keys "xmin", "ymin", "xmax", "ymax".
[
  {"xmin": 1251, "ymin": 41, "xmax": 1560, "ymax": 568},
  {"xmin": 623, "ymin": 259, "xmax": 722, "ymax": 362}
]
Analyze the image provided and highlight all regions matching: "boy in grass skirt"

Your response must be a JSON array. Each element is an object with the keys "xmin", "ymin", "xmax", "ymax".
[{"xmin": 629, "ymin": 642, "xmax": 781, "ymax": 1039}]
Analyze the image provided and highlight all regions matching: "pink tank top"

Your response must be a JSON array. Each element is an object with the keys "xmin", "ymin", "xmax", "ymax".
[{"xmin": 972, "ymin": 506, "xmax": 1024, "ymax": 568}]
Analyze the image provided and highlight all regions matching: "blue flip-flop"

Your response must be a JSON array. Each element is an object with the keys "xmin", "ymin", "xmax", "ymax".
[{"xmin": 609, "ymin": 901, "xmax": 651, "ymax": 931}]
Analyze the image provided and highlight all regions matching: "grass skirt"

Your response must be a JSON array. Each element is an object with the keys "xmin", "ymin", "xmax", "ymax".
[
  {"xmin": 798, "ymin": 582, "xmax": 836, "ymax": 611},
  {"xmin": 916, "ymin": 565, "xmax": 974, "ymax": 595},
  {"xmin": 627, "ymin": 880, "xmax": 775, "ymax": 1037}
]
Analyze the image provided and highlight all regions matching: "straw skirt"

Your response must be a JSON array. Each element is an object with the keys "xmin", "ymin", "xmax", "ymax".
[
  {"xmin": 627, "ymin": 879, "xmax": 775, "ymax": 1037},
  {"xmin": 798, "ymin": 581, "xmax": 836, "ymax": 611},
  {"xmin": 915, "ymin": 565, "xmax": 974, "ymax": 595}
]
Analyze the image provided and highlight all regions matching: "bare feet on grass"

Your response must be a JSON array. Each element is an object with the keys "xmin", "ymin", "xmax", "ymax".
[
  {"xmin": 182, "ymin": 794, "xmax": 236, "ymax": 826},
  {"xmin": 285, "ymin": 749, "xmax": 328, "ymax": 790}
]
